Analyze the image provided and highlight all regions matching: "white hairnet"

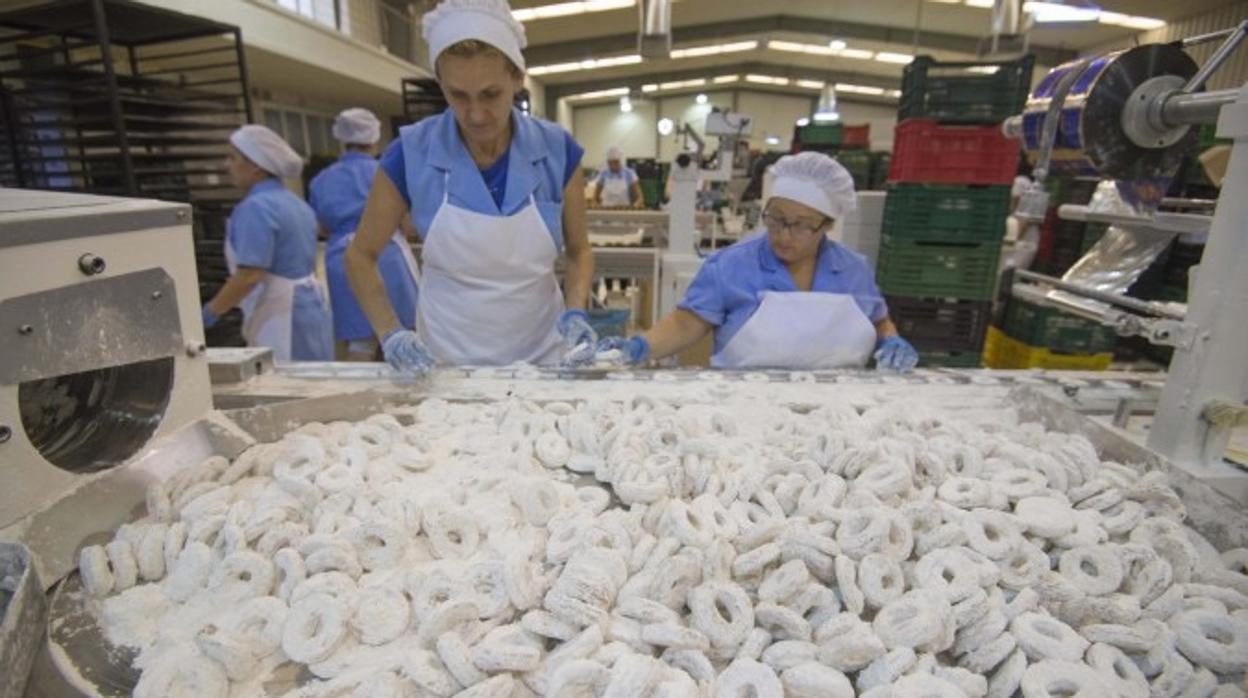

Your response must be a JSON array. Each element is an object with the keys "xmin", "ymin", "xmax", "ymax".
[
  {"xmin": 606, "ymin": 146, "xmax": 623, "ymax": 162},
  {"xmin": 423, "ymin": 0, "xmax": 527, "ymax": 71},
  {"xmin": 1012, "ymin": 175, "xmax": 1031, "ymax": 198},
  {"xmin": 767, "ymin": 151, "xmax": 856, "ymax": 219},
  {"xmin": 229, "ymin": 125, "xmax": 303, "ymax": 180},
  {"xmin": 332, "ymin": 108, "xmax": 381, "ymax": 145}
]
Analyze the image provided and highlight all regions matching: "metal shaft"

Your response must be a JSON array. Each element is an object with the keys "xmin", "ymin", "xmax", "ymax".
[
  {"xmin": 1182, "ymin": 19, "xmax": 1247, "ymax": 94},
  {"xmin": 1014, "ymin": 269, "xmax": 1185, "ymax": 320},
  {"xmin": 1161, "ymin": 88, "xmax": 1240, "ymax": 127}
]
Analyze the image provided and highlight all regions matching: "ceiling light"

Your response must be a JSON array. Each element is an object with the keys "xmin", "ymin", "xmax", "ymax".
[
  {"xmin": 1023, "ymin": 1, "xmax": 1098, "ymax": 22},
  {"xmin": 670, "ymin": 40, "xmax": 759, "ymax": 59},
  {"xmin": 888, "ymin": 89, "xmax": 902, "ymax": 98},
  {"xmin": 567, "ymin": 87, "xmax": 630, "ymax": 101},
  {"xmin": 838, "ymin": 48, "xmax": 875, "ymax": 60},
  {"xmin": 765, "ymin": 136, "xmax": 781, "ymax": 145},
  {"xmin": 745, "ymin": 74, "xmax": 790, "ymax": 86},
  {"xmin": 829, "ymin": 39, "xmax": 847, "ymax": 51},
  {"xmin": 642, "ymin": 84, "xmax": 659, "ymax": 93},
  {"xmin": 695, "ymin": 93, "xmax": 708, "ymax": 104},
  {"xmin": 966, "ymin": 66, "xmax": 1000, "ymax": 74},
  {"xmin": 796, "ymin": 117, "xmax": 810, "ymax": 127},
  {"xmin": 620, "ymin": 96, "xmax": 633, "ymax": 113},
  {"xmin": 712, "ymin": 75, "xmax": 739, "ymax": 84},
  {"xmin": 835, "ymin": 82, "xmax": 887, "ymax": 95},
  {"xmin": 657, "ymin": 117, "xmax": 675, "ymax": 136},
  {"xmin": 658, "ymin": 79, "xmax": 706, "ymax": 90},
  {"xmin": 528, "ymin": 54, "xmax": 641, "ymax": 75},
  {"xmin": 874, "ymin": 51, "xmax": 914, "ymax": 64},
  {"xmin": 1097, "ymin": 11, "xmax": 1165, "ymax": 29},
  {"xmin": 963, "ymin": 0, "xmax": 994, "ymax": 7},
  {"xmin": 769, "ymin": 40, "xmax": 837, "ymax": 57},
  {"xmin": 795, "ymin": 80, "xmax": 826, "ymax": 90},
  {"xmin": 512, "ymin": 0, "xmax": 634, "ymax": 22}
]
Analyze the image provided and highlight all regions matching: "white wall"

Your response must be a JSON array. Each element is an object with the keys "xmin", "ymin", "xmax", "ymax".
[
  {"xmin": 574, "ymin": 99, "xmax": 660, "ymax": 170},
  {"xmin": 571, "ymin": 89, "xmax": 899, "ymax": 162}
]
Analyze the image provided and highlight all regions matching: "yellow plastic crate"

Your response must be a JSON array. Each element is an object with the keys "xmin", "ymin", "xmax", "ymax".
[{"xmin": 983, "ymin": 327, "xmax": 1112, "ymax": 370}]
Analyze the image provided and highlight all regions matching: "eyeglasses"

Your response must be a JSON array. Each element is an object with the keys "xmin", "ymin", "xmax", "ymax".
[{"xmin": 762, "ymin": 211, "xmax": 827, "ymax": 238}]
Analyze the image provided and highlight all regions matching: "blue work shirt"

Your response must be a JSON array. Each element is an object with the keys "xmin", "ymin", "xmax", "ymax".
[
  {"xmin": 595, "ymin": 166, "xmax": 638, "ymax": 187},
  {"xmin": 679, "ymin": 234, "xmax": 889, "ymax": 356},
  {"xmin": 227, "ymin": 178, "xmax": 333, "ymax": 360},
  {"xmin": 379, "ymin": 108, "xmax": 583, "ymax": 250},
  {"xmin": 308, "ymin": 151, "xmax": 420, "ymax": 341}
]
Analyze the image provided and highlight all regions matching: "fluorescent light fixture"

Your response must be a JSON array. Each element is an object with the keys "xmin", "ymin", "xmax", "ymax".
[
  {"xmin": 512, "ymin": 0, "xmax": 633, "ymax": 22},
  {"xmin": 813, "ymin": 112, "xmax": 840, "ymax": 123},
  {"xmin": 695, "ymin": 93, "xmax": 708, "ymax": 104},
  {"xmin": 838, "ymin": 47, "xmax": 876, "ymax": 60},
  {"xmin": 966, "ymin": 65, "xmax": 1000, "ymax": 74},
  {"xmin": 712, "ymin": 75, "xmax": 739, "ymax": 84},
  {"xmin": 1097, "ymin": 11, "xmax": 1165, "ymax": 29},
  {"xmin": 796, "ymin": 117, "xmax": 810, "ymax": 127},
  {"xmin": 874, "ymin": 51, "xmax": 914, "ymax": 64},
  {"xmin": 769, "ymin": 39, "xmax": 838, "ymax": 57},
  {"xmin": 657, "ymin": 79, "xmax": 706, "ymax": 90},
  {"xmin": 567, "ymin": 87, "xmax": 630, "ymax": 101},
  {"xmin": 888, "ymin": 89, "xmax": 902, "ymax": 98},
  {"xmin": 795, "ymin": 79, "xmax": 826, "ymax": 89},
  {"xmin": 620, "ymin": 96, "xmax": 633, "ymax": 113},
  {"xmin": 528, "ymin": 54, "xmax": 641, "ymax": 75},
  {"xmin": 963, "ymin": 0, "xmax": 994, "ymax": 7},
  {"xmin": 657, "ymin": 117, "xmax": 675, "ymax": 136},
  {"xmin": 1024, "ymin": 1, "xmax": 1098, "ymax": 22},
  {"xmin": 829, "ymin": 39, "xmax": 847, "ymax": 51},
  {"xmin": 669, "ymin": 40, "xmax": 758, "ymax": 59},
  {"xmin": 765, "ymin": 136, "xmax": 781, "ymax": 145},
  {"xmin": 641, "ymin": 84, "xmax": 659, "ymax": 93},
  {"xmin": 745, "ymin": 74, "xmax": 790, "ymax": 86},
  {"xmin": 835, "ymin": 82, "xmax": 887, "ymax": 95}
]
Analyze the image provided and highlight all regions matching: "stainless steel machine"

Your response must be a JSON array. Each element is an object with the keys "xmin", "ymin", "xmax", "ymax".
[{"xmin": 1003, "ymin": 22, "xmax": 1248, "ymax": 498}]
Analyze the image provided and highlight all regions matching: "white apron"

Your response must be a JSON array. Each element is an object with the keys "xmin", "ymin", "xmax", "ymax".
[
  {"xmin": 416, "ymin": 183, "xmax": 564, "ymax": 366},
  {"xmin": 711, "ymin": 290, "xmax": 878, "ymax": 369},
  {"xmin": 600, "ymin": 173, "xmax": 632, "ymax": 207},
  {"xmin": 225, "ymin": 232, "xmax": 327, "ymax": 362}
]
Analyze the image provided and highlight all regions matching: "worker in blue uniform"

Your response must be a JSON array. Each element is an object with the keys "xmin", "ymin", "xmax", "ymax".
[
  {"xmin": 600, "ymin": 152, "xmax": 920, "ymax": 371},
  {"xmin": 202, "ymin": 125, "xmax": 333, "ymax": 362},
  {"xmin": 309, "ymin": 108, "xmax": 420, "ymax": 361},
  {"xmin": 345, "ymin": 0, "xmax": 595, "ymax": 375}
]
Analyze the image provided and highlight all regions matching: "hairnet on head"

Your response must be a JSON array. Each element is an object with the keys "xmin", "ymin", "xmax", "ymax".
[
  {"xmin": 229, "ymin": 125, "xmax": 303, "ymax": 179},
  {"xmin": 1012, "ymin": 175, "xmax": 1031, "ymax": 198},
  {"xmin": 606, "ymin": 146, "xmax": 623, "ymax": 162},
  {"xmin": 423, "ymin": 0, "xmax": 527, "ymax": 71},
  {"xmin": 767, "ymin": 151, "xmax": 857, "ymax": 219},
  {"xmin": 332, "ymin": 108, "xmax": 381, "ymax": 145}
]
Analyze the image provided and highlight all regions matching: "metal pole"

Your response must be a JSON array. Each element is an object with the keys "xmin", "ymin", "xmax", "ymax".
[
  {"xmin": 1162, "ymin": 88, "xmax": 1240, "ymax": 127},
  {"xmin": 90, "ymin": 0, "xmax": 136, "ymax": 195},
  {"xmin": 233, "ymin": 29, "xmax": 254, "ymax": 123},
  {"xmin": 1148, "ymin": 83, "xmax": 1248, "ymax": 498},
  {"xmin": 1014, "ymin": 269, "xmax": 1185, "ymax": 319},
  {"xmin": 1181, "ymin": 19, "xmax": 1247, "ymax": 94}
]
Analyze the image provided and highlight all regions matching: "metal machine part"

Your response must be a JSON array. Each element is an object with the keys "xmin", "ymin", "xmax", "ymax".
[
  {"xmin": 1, "ymin": 542, "xmax": 45, "ymax": 698},
  {"xmin": 0, "ymin": 190, "xmax": 212, "ymax": 552}
]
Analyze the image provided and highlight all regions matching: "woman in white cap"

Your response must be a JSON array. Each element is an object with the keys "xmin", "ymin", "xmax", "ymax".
[
  {"xmin": 599, "ymin": 151, "xmax": 919, "ymax": 370},
  {"xmin": 593, "ymin": 145, "xmax": 644, "ymax": 208},
  {"xmin": 202, "ymin": 125, "xmax": 333, "ymax": 361},
  {"xmin": 309, "ymin": 108, "xmax": 420, "ymax": 361},
  {"xmin": 346, "ymin": 0, "xmax": 595, "ymax": 374}
]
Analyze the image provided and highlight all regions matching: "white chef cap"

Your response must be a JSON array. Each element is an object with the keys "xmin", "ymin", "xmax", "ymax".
[
  {"xmin": 1012, "ymin": 175, "xmax": 1031, "ymax": 198},
  {"xmin": 332, "ymin": 108, "xmax": 381, "ymax": 145},
  {"xmin": 423, "ymin": 0, "xmax": 527, "ymax": 72},
  {"xmin": 230, "ymin": 125, "xmax": 304, "ymax": 180},
  {"xmin": 767, "ymin": 151, "xmax": 857, "ymax": 219},
  {"xmin": 606, "ymin": 146, "xmax": 623, "ymax": 161}
]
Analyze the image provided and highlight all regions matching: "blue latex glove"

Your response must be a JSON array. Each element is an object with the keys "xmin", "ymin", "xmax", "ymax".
[
  {"xmin": 201, "ymin": 304, "xmax": 218, "ymax": 329},
  {"xmin": 557, "ymin": 309, "xmax": 597, "ymax": 349},
  {"xmin": 596, "ymin": 335, "xmax": 650, "ymax": 365},
  {"xmin": 874, "ymin": 335, "xmax": 919, "ymax": 372},
  {"xmin": 381, "ymin": 329, "xmax": 434, "ymax": 376}
]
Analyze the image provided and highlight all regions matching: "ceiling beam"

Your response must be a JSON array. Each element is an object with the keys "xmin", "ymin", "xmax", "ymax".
[
  {"xmin": 524, "ymin": 14, "xmax": 1075, "ymax": 68},
  {"xmin": 543, "ymin": 61, "xmax": 900, "ymax": 116}
]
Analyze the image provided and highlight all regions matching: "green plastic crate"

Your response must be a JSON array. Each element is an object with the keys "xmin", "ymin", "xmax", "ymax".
[
  {"xmin": 876, "ymin": 236, "xmax": 1001, "ymax": 300},
  {"xmin": 882, "ymin": 184, "xmax": 1011, "ymax": 244},
  {"xmin": 1001, "ymin": 298, "xmax": 1117, "ymax": 354},
  {"xmin": 835, "ymin": 150, "xmax": 872, "ymax": 190},
  {"xmin": 918, "ymin": 350, "xmax": 982, "ymax": 368},
  {"xmin": 798, "ymin": 123, "xmax": 842, "ymax": 145},
  {"xmin": 899, "ymin": 55, "xmax": 1035, "ymax": 124},
  {"xmin": 639, "ymin": 178, "xmax": 662, "ymax": 208}
]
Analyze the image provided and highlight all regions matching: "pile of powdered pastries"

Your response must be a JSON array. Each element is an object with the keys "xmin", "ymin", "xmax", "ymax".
[{"xmin": 81, "ymin": 395, "xmax": 1248, "ymax": 697}]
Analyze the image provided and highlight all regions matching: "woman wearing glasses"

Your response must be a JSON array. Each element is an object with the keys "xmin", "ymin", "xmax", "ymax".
[{"xmin": 600, "ymin": 151, "xmax": 918, "ymax": 371}]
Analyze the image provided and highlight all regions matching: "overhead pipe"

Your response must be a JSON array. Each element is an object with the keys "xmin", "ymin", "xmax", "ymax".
[{"xmin": 638, "ymin": 0, "xmax": 671, "ymax": 59}]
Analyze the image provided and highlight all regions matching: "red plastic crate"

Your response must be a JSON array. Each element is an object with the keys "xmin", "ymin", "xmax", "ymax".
[
  {"xmin": 841, "ymin": 124, "xmax": 871, "ymax": 149},
  {"xmin": 889, "ymin": 118, "xmax": 1020, "ymax": 185}
]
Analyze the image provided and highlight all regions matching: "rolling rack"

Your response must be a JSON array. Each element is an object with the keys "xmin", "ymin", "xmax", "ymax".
[{"xmin": 0, "ymin": 0, "xmax": 253, "ymax": 347}]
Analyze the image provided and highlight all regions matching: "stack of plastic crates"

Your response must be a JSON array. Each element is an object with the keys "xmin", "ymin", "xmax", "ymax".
[
  {"xmin": 878, "ymin": 54, "xmax": 1033, "ymax": 367},
  {"xmin": 983, "ymin": 297, "xmax": 1116, "ymax": 370}
]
